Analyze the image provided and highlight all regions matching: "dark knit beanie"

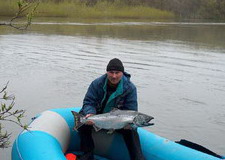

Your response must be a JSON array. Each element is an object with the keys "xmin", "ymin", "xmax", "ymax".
[{"xmin": 106, "ymin": 58, "xmax": 124, "ymax": 72}]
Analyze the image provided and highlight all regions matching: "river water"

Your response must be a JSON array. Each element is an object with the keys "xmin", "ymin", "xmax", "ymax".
[{"xmin": 0, "ymin": 20, "xmax": 225, "ymax": 159}]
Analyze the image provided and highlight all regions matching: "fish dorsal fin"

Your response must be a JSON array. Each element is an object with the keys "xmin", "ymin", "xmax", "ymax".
[{"xmin": 110, "ymin": 108, "xmax": 119, "ymax": 112}]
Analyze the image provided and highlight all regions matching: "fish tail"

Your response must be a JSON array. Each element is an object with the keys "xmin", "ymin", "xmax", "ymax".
[{"xmin": 71, "ymin": 111, "xmax": 84, "ymax": 131}]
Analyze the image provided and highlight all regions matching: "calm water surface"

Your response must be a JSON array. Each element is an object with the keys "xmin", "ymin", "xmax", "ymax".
[{"xmin": 0, "ymin": 20, "xmax": 225, "ymax": 159}]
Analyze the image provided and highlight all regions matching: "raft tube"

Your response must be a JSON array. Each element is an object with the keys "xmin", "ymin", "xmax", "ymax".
[{"xmin": 12, "ymin": 107, "xmax": 225, "ymax": 160}]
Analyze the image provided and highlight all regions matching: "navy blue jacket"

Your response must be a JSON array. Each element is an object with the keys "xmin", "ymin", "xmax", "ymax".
[{"xmin": 80, "ymin": 72, "xmax": 137, "ymax": 115}]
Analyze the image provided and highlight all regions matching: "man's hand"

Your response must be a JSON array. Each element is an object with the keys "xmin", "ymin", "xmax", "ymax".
[{"xmin": 85, "ymin": 114, "xmax": 95, "ymax": 125}]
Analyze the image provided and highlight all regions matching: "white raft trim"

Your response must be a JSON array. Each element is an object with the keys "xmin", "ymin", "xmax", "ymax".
[{"xmin": 23, "ymin": 110, "xmax": 70, "ymax": 152}]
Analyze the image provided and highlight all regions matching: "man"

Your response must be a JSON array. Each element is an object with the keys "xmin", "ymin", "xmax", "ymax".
[{"xmin": 78, "ymin": 58, "xmax": 145, "ymax": 160}]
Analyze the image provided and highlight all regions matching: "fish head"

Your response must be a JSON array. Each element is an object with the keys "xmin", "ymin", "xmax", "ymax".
[{"xmin": 133, "ymin": 113, "xmax": 154, "ymax": 127}]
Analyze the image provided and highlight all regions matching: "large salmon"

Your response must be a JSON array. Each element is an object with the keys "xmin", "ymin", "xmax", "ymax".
[{"xmin": 71, "ymin": 108, "xmax": 154, "ymax": 133}]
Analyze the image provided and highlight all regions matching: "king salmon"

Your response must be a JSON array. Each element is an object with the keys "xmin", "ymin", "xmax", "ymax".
[{"xmin": 71, "ymin": 108, "xmax": 154, "ymax": 133}]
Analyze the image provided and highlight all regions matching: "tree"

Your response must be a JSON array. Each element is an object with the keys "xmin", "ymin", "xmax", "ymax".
[
  {"xmin": 0, "ymin": 82, "xmax": 28, "ymax": 148},
  {"xmin": 0, "ymin": 0, "xmax": 39, "ymax": 149},
  {"xmin": 0, "ymin": 0, "xmax": 39, "ymax": 30}
]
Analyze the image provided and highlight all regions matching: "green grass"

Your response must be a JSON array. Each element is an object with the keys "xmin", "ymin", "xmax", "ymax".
[
  {"xmin": 0, "ymin": 0, "xmax": 175, "ymax": 20},
  {"xmin": 0, "ymin": 0, "xmax": 19, "ymax": 16}
]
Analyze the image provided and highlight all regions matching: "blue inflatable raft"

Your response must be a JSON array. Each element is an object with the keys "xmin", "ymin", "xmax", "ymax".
[{"xmin": 12, "ymin": 107, "xmax": 225, "ymax": 160}]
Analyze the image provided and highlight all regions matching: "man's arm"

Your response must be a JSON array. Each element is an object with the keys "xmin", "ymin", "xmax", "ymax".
[
  {"xmin": 123, "ymin": 85, "xmax": 138, "ymax": 111},
  {"xmin": 81, "ymin": 81, "xmax": 99, "ymax": 115}
]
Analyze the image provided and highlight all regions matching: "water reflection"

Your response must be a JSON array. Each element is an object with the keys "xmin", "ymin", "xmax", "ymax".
[{"xmin": 1, "ymin": 21, "xmax": 225, "ymax": 48}]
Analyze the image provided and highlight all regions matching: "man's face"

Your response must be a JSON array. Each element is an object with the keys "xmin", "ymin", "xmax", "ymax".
[{"xmin": 107, "ymin": 71, "xmax": 123, "ymax": 85}]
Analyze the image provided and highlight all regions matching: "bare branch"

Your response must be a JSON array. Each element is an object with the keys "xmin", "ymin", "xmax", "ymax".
[
  {"xmin": 0, "ymin": 82, "xmax": 9, "ymax": 94},
  {"xmin": 1, "ymin": 0, "xmax": 39, "ymax": 30}
]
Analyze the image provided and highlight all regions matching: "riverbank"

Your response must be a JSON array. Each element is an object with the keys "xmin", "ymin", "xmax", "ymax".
[{"xmin": 0, "ymin": 0, "xmax": 174, "ymax": 20}]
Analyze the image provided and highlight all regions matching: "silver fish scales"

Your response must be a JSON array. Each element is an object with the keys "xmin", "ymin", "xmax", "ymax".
[{"xmin": 72, "ymin": 108, "xmax": 154, "ymax": 133}]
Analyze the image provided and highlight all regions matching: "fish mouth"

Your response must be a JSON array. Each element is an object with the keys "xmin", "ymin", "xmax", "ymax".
[
  {"xmin": 145, "ymin": 122, "xmax": 154, "ymax": 126},
  {"xmin": 146, "ymin": 116, "xmax": 154, "ymax": 123},
  {"xmin": 145, "ymin": 117, "xmax": 154, "ymax": 126}
]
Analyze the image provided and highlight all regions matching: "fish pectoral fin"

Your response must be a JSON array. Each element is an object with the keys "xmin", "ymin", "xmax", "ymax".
[
  {"xmin": 110, "ymin": 108, "xmax": 120, "ymax": 112},
  {"xmin": 107, "ymin": 129, "xmax": 115, "ymax": 134},
  {"xmin": 124, "ymin": 124, "xmax": 133, "ymax": 130},
  {"xmin": 93, "ymin": 125, "xmax": 101, "ymax": 132}
]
